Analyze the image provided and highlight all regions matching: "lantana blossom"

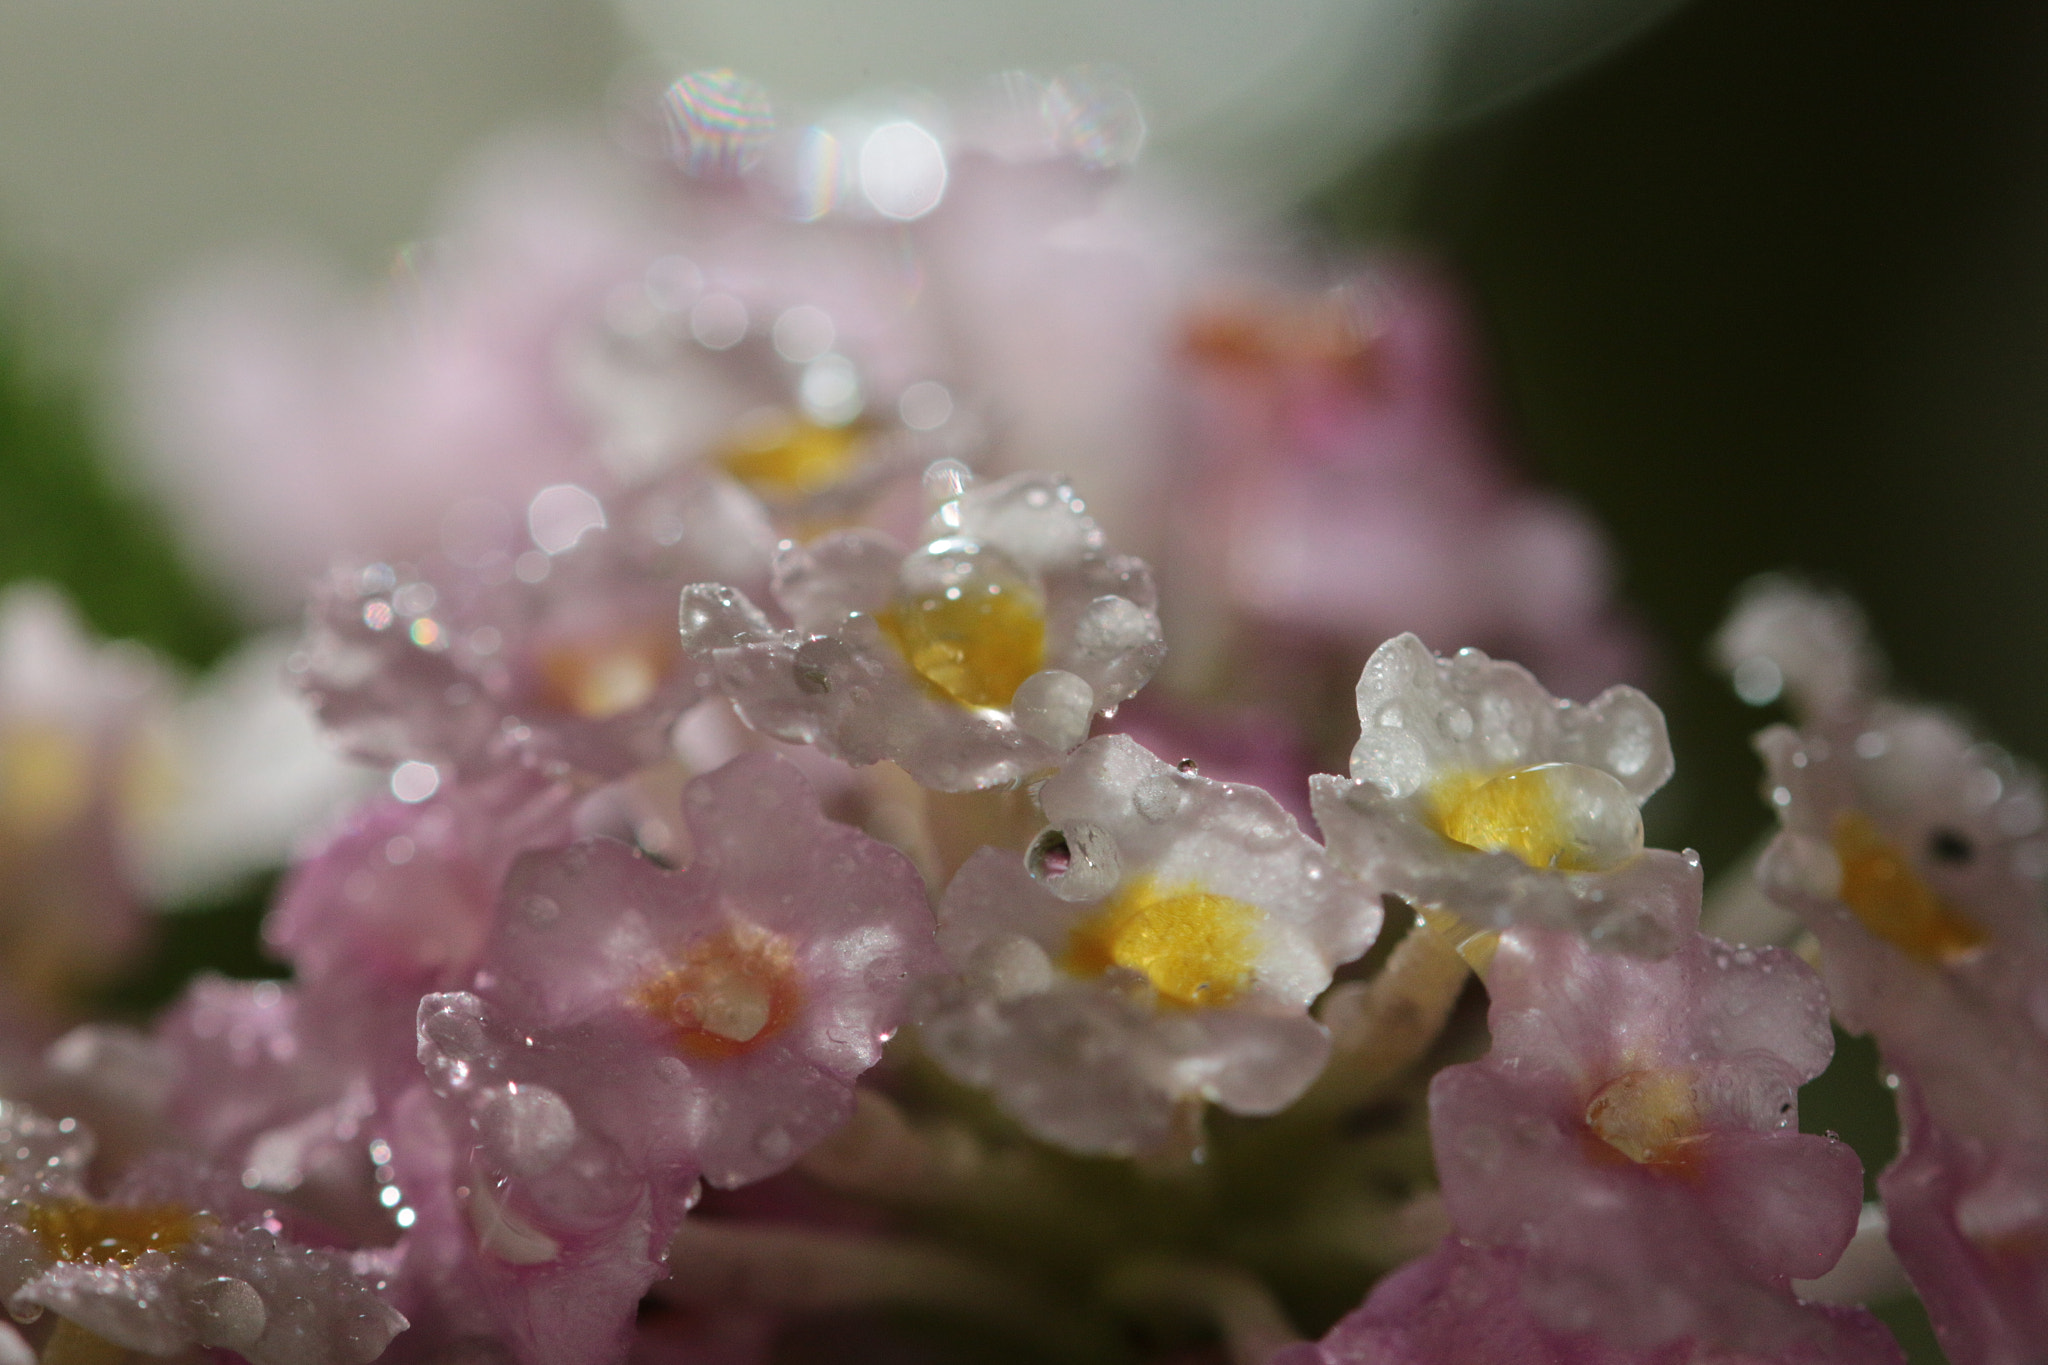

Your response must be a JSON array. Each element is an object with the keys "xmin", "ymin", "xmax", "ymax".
[
  {"xmin": 393, "ymin": 752, "xmax": 934, "ymax": 1362},
  {"xmin": 297, "ymin": 473, "xmax": 773, "ymax": 783},
  {"xmin": 1284, "ymin": 890, "xmax": 1894, "ymax": 1364},
  {"xmin": 0, "ymin": 1100, "xmax": 406, "ymax": 1365},
  {"xmin": 680, "ymin": 468, "xmax": 1167, "ymax": 791},
  {"xmin": 1310, "ymin": 632, "xmax": 1689, "ymax": 956},
  {"xmin": 1172, "ymin": 264, "xmax": 1642, "ymax": 701},
  {"xmin": 1721, "ymin": 578, "xmax": 2048, "ymax": 1365},
  {"xmin": 917, "ymin": 733, "xmax": 1382, "ymax": 1154}
]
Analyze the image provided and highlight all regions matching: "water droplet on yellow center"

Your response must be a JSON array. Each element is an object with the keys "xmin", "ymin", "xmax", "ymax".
[
  {"xmin": 1586, "ymin": 1068, "xmax": 1699, "ymax": 1164},
  {"xmin": 876, "ymin": 552, "xmax": 1046, "ymax": 710},
  {"xmin": 25, "ymin": 1200, "xmax": 202, "ymax": 1265},
  {"xmin": 0, "ymin": 724, "xmax": 91, "ymax": 840},
  {"xmin": 537, "ymin": 637, "xmax": 674, "ymax": 720},
  {"xmin": 717, "ymin": 416, "xmax": 865, "ymax": 497},
  {"xmin": 630, "ymin": 923, "xmax": 800, "ymax": 1058},
  {"xmin": 1426, "ymin": 762, "xmax": 1642, "ymax": 872},
  {"xmin": 1832, "ymin": 811, "xmax": 1985, "ymax": 964},
  {"xmin": 1063, "ymin": 878, "xmax": 1264, "ymax": 1008}
]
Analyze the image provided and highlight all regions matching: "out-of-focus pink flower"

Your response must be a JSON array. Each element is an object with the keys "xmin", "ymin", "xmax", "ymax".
[
  {"xmin": 0, "ymin": 586, "xmax": 163, "ymax": 1006},
  {"xmin": 268, "ymin": 768, "xmax": 577, "ymax": 1000},
  {"xmin": 122, "ymin": 145, "xmax": 663, "ymax": 618},
  {"xmin": 1722, "ymin": 579, "xmax": 2048, "ymax": 1365},
  {"xmin": 0, "ymin": 1099, "xmax": 406, "ymax": 1365},
  {"xmin": 1172, "ymin": 263, "xmax": 1643, "ymax": 700},
  {"xmin": 296, "ymin": 473, "xmax": 773, "ymax": 784},
  {"xmin": 1289, "ymin": 905, "xmax": 1893, "ymax": 1363}
]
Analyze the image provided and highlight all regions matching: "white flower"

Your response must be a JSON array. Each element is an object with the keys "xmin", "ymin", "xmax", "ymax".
[
  {"xmin": 1310, "ymin": 633, "xmax": 1689, "ymax": 956},
  {"xmin": 917, "ymin": 734, "xmax": 1380, "ymax": 1154},
  {"xmin": 681, "ymin": 468, "xmax": 1166, "ymax": 790}
]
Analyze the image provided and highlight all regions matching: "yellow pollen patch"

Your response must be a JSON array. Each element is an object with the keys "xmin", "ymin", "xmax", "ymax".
[
  {"xmin": 0, "ymin": 723, "xmax": 92, "ymax": 840},
  {"xmin": 1586, "ymin": 1068, "xmax": 1700, "ymax": 1164},
  {"xmin": 25, "ymin": 1200, "xmax": 202, "ymax": 1266},
  {"xmin": 536, "ymin": 637, "xmax": 674, "ymax": 720},
  {"xmin": 631, "ymin": 923, "xmax": 801, "ymax": 1059},
  {"xmin": 717, "ymin": 416, "xmax": 865, "ymax": 497},
  {"xmin": 1833, "ymin": 811, "xmax": 1986, "ymax": 964},
  {"xmin": 1063, "ymin": 878, "xmax": 1264, "ymax": 1008},
  {"xmin": 875, "ymin": 561, "xmax": 1046, "ymax": 710},
  {"xmin": 1426, "ymin": 763, "xmax": 1640, "ymax": 872}
]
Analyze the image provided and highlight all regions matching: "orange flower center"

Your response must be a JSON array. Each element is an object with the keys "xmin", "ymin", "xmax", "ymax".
[
  {"xmin": 536, "ymin": 634, "xmax": 677, "ymax": 720},
  {"xmin": 1832, "ymin": 811, "xmax": 1986, "ymax": 964},
  {"xmin": 630, "ymin": 923, "xmax": 801, "ymax": 1059}
]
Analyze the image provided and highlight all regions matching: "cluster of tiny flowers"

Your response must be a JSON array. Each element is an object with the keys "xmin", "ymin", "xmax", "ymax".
[
  {"xmin": 1719, "ymin": 579, "xmax": 2048, "ymax": 1365},
  {"xmin": 2, "ymin": 61, "xmax": 2032, "ymax": 1365}
]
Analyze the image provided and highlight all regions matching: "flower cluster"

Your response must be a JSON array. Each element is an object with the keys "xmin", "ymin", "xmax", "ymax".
[
  {"xmin": 1721, "ymin": 578, "xmax": 2048, "ymax": 1365},
  {"xmin": 0, "ymin": 63, "xmax": 1991, "ymax": 1365}
]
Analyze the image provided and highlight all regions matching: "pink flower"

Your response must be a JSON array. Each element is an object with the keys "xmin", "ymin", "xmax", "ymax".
[
  {"xmin": 1723, "ymin": 579, "xmax": 2048, "ymax": 1365},
  {"xmin": 394, "ymin": 753, "xmax": 935, "ymax": 1362},
  {"xmin": 1172, "ymin": 262, "xmax": 1642, "ymax": 700},
  {"xmin": 1295, "ymin": 898, "xmax": 1894, "ymax": 1364},
  {"xmin": 1278, "ymin": 1239, "xmax": 1901, "ymax": 1365},
  {"xmin": 267, "ymin": 769, "xmax": 577, "ymax": 996},
  {"xmin": 295, "ymin": 474, "xmax": 772, "ymax": 782},
  {"xmin": 122, "ymin": 145, "xmax": 662, "ymax": 617}
]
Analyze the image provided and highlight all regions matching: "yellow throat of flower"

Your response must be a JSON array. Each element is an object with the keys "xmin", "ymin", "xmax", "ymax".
[
  {"xmin": 1063, "ymin": 877, "xmax": 1265, "ymax": 1008},
  {"xmin": 631, "ymin": 922, "xmax": 801, "ymax": 1059},
  {"xmin": 1425, "ymin": 762, "xmax": 1643, "ymax": 872},
  {"xmin": 876, "ymin": 557, "xmax": 1046, "ymax": 710},
  {"xmin": 25, "ymin": 1200, "xmax": 203, "ymax": 1266},
  {"xmin": 1585, "ymin": 1068, "xmax": 1700, "ymax": 1165},
  {"xmin": 717, "ymin": 416, "xmax": 864, "ymax": 498},
  {"xmin": 536, "ymin": 635, "xmax": 675, "ymax": 720},
  {"xmin": 1832, "ymin": 810, "xmax": 1986, "ymax": 964}
]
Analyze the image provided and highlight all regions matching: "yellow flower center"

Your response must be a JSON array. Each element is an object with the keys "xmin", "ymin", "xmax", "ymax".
[
  {"xmin": 0, "ymin": 724, "xmax": 91, "ymax": 841},
  {"xmin": 1585, "ymin": 1068, "xmax": 1699, "ymax": 1164},
  {"xmin": 536, "ymin": 636, "xmax": 675, "ymax": 720},
  {"xmin": 1063, "ymin": 878, "xmax": 1265, "ymax": 1008},
  {"xmin": 630, "ymin": 923, "xmax": 801, "ymax": 1059},
  {"xmin": 875, "ymin": 553, "xmax": 1046, "ymax": 710},
  {"xmin": 25, "ymin": 1200, "xmax": 202, "ymax": 1265},
  {"xmin": 1426, "ymin": 762, "xmax": 1642, "ymax": 872},
  {"xmin": 1832, "ymin": 811, "xmax": 1986, "ymax": 964},
  {"xmin": 717, "ymin": 416, "xmax": 865, "ymax": 497}
]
